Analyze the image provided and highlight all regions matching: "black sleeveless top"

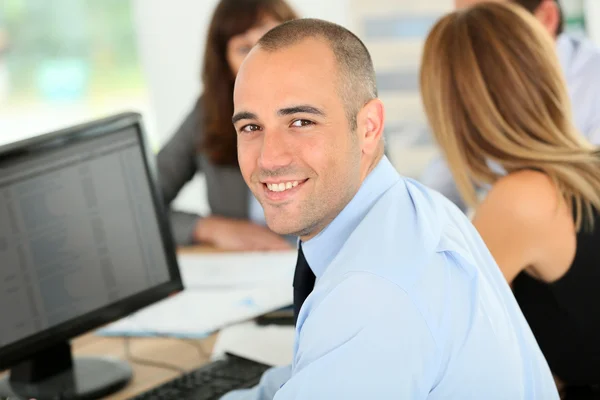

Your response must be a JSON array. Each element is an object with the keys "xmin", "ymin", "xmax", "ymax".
[{"xmin": 512, "ymin": 215, "xmax": 600, "ymax": 386}]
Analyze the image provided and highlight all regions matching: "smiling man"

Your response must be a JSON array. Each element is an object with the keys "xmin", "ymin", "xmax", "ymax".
[
  {"xmin": 232, "ymin": 29, "xmax": 378, "ymax": 242},
  {"xmin": 223, "ymin": 18, "xmax": 558, "ymax": 399}
]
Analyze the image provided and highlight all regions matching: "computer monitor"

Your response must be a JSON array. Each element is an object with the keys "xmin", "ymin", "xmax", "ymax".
[{"xmin": 0, "ymin": 113, "xmax": 183, "ymax": 399}]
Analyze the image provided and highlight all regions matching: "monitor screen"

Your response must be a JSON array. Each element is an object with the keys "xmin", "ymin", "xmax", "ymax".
[
  {"xmin": 0, "ymin": 115, "xmax": 181, "ymax": 400},
  {"xmin": 0, "ymin": 123, "xmax": 174, "ymax": 348}
]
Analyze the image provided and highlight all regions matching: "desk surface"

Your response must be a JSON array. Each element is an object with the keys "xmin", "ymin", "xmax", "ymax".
[
  {"xmin": 1, "ymin": 245, "xmax": 228, "ymax": 399},
  {"xmin": 77, "ymin": 332, "xmax": 217, "ymax": 399}
]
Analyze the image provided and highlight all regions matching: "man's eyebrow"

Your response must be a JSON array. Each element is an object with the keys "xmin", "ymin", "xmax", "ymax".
[
  {"xmin": 232, "ymin": 111, "xmax": 258, "ymax": 125},
  {"xmin": 277, "ymin": 105, "xmax": 326, "ymax": 117}
]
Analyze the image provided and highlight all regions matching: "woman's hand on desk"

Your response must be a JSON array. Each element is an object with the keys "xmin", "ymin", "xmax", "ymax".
[{"xmin": 194, "ymin": 216, "xmax": 292, "ymax": 251}]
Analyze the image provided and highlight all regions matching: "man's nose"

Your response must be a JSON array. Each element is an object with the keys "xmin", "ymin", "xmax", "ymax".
[{"xmin": 258, "ymin": 129, "xmax": 293, "ymax": 171}]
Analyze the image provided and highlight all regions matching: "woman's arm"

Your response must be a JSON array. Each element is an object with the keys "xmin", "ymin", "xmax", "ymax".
[
  {"xmin": 157, "ymin": 98, "xmax": 204, "ymax": 245},
  {"xmin": 157, "ymin": 98, "xmax": 203, "ymax": 204}
]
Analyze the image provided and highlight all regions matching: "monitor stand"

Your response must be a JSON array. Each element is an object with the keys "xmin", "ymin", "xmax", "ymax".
[{"xmin": 0, "ymin": 341, "xmax": 132, "ymax": 400}]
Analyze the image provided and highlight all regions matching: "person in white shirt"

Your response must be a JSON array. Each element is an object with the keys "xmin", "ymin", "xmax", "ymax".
[{"xmin": 420, "ymin": 0, "xmax": 600, "ymax": 210}]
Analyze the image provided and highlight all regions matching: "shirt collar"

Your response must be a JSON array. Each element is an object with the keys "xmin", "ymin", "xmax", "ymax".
[{"xmin": 300, "ymin": 156, "xmax": 400, "ymax": 278}]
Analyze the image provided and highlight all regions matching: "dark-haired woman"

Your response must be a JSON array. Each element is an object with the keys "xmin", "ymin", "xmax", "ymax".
[{"xmin": 157, "ymin": 0, "xmax": 298, "ymax": 250}]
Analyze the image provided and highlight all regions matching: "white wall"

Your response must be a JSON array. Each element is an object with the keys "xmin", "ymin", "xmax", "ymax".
[
  {"xmin": 131, "ymin": 0, "xmax": 210, "ymax": 147},
  {"xmin": 132, "ymin": 0, "xmax": 350, "ymax": 214},
  {"xmin": 585, "ymin": 0, "xmax": 600, "ymax": 45}
]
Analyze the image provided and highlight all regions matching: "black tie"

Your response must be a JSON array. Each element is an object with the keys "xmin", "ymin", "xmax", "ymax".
[{"xmin": 293, "ymin": 243, "xmax": 315, "ymax": 324}]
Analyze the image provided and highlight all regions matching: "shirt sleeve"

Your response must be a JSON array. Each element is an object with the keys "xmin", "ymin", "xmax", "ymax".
[{"xmin": 274, "ymin": 272, "xmax": 440, "ymax": 400}]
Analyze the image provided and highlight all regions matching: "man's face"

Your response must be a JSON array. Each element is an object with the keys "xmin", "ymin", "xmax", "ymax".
[{"xmin": 233, "ymin": 38, "xmax": 363, "ymax": 240}]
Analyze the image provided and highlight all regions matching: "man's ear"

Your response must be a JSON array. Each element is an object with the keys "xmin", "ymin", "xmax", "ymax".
[
  {"xmin": 356, "ymin": 98, "xmax": 385, "ymax": 156},
  {"xmin": 534, "ymin": 0, "xmax": 561, "ymax": 38}
]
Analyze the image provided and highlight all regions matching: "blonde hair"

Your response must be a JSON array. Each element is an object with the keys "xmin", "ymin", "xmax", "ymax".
[{"xmin": 420, "ymin": 2, "xmax": 600, "ymax": 230}]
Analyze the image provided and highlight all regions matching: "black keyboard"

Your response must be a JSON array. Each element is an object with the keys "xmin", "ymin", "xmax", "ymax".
[{"xmin": 131, "ymin": 354, "xmax": 270, "ymax": 400}]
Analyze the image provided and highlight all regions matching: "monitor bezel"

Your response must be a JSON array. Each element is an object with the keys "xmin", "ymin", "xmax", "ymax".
[{"xmin": 0, "ymin": 112, "xmax": 184, "ymax": 371}]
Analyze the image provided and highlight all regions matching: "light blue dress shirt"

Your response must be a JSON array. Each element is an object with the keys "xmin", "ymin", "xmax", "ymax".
[
  {"xmin": 420, "ymin": 33, "xmax": 600, "ymax": 209},
  {"xmin": 222, "ymin": 156, "xmax": 558, "ymax": 400}
]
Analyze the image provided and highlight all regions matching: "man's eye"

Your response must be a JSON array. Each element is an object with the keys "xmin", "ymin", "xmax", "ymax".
[
  {"xmin": 240, "ymin": 124, "xmax": 261, "ymax": 133},
  {"xmin": 291, "ymin": 119, "xmax": 314, "ymax": 128}
]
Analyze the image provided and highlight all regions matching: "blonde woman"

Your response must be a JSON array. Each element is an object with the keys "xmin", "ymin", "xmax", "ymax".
[{"xmin": 420, "ymin": 2, "xmax": 600, "ymax": 398}]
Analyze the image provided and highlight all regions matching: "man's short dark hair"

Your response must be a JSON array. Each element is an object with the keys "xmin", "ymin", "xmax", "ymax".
[
  {"xmin": 257, "ymin": 18, "xmax": 378, "ymax": 131},
  {"xmin": 513, "ymin": 0, "xmax": 564, "ymax": 35}
]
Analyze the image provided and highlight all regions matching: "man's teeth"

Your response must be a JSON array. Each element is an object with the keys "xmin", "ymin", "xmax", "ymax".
[{"xmin": 266, "ymin": 181, "xmax": 300, "ymax": 192}]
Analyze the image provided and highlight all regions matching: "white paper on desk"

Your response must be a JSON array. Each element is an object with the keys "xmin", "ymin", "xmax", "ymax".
[
  {"xmin": 212, "ymin": 321, "xmax": 295, "ymax": 367},
  {"xmin": 178, "ymin": 251, "xmax": 297, "ymax": 288},
  {"xmin": 96, "ymin": 286, "xmax": 293, "ymax": 338}
]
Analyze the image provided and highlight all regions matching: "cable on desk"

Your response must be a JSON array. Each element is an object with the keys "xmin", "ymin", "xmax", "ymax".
[
  {"xmin": 123, "ymin": 336, "xmax": 187, "ymax": 374},
  {"xmin": 116, "ymin": 308, "xmax": 245, "ymax": 371},
  {"xmin": 176, "ymin": 338, "xmax": 211, "ymax": 362}
]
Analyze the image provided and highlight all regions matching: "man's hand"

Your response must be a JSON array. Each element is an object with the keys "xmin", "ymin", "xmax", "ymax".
[{"xmin": 194, "ymin": 216, "xmax": 292, "ymax": 251}]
